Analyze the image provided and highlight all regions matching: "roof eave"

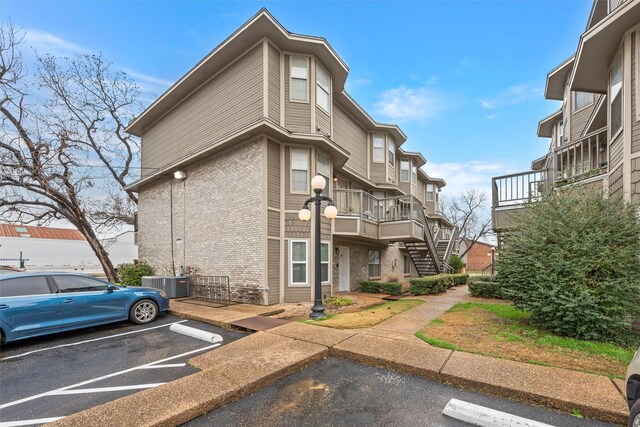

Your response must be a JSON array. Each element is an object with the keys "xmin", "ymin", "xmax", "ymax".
[{"xmin": 544, "ymin": 55, "xmax": 575, "ymax": 100}]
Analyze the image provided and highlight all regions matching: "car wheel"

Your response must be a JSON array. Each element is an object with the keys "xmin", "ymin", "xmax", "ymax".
[
  {"xmin": 129, "ymin": 299, "xmax": 158, "ymax": 325},
  {"xmin": 630, "ymin": 400, "xmax": 640, "ymax": 427}
]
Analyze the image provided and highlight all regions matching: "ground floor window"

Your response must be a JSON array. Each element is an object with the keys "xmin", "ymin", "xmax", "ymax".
[
  {"xmin": 290, "ymin": 240, "xmax": 308, "ymax": 285},
  {"xmin": 404, "ymin": 254, "xmax": 411, "ymax": 275},
  {"xmin": 368, "ymin": 249, "xmax": 381, "ymax": 277},
  {"xmin": 321, "ymin": 242, "xmax": 330, "ymax": 282}
]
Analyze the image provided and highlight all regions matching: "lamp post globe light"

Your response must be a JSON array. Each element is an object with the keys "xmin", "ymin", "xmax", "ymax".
[{"xmin": 298, "ymin": 175, "xmax": 337, "ymax": 319}]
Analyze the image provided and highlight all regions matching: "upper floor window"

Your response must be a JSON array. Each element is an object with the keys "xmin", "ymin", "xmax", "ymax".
[
  {"xmin": 609, "ymin": 0, "xmax": 628, "ymax": 13},
  {"xmin": 573, "ymin": 92, "xmax": 595, "ymax": 111},
  {"xmin": 400, "ymin": 159, "xmax": 410, "ymax": 182},
  {"xmin": 557, "ymin": 121, "xmax": 564, "ymax": 147},
  {"xmin": 426, "ymin": 184, "xmax": 434, "ymax": 201},
  {"xmin": 412, "ymin": 163, "xmax": 417, "ymax": 185},
  {"xmin": 372, "ymin": 134, "xmax": 385, "ymax": 163},
  {"xmin": 388, "ymin": 136, "xmax": 395, "ymax": 166},
  {"xmin": 610, "ymin": 49, "xmax": 623, "ymax": 136},
  {"xmin": 291, "ymin": 147, "xmax": 309, "ymax": 193},
  {"xmin": 316, "ymin": 64, "xmax": 331, "ymax": 113},
  {"xmin": 316, "ymin": 152, "xmax": 330, "ymax": 196},
  {"xmin": 290, "ymin": 56, "xmax": 309, "ymax": 102}
]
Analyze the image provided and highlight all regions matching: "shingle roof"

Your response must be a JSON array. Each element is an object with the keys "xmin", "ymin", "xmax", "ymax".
[{"xmin": 0, "ymin": 224, "xmax": 86, "ymax": 241}]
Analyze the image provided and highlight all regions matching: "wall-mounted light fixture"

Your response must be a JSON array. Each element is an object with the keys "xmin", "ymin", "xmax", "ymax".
[{"xmin": 173, "ymin": 171, "xmax": 187, "ymax": 180}]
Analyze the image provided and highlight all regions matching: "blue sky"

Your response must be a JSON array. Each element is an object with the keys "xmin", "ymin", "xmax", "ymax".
[{"xmin": 3, "ymin": 0, "xmax": 593, "ymax": 197}]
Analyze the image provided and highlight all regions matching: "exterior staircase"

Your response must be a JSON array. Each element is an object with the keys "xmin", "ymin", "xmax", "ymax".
[{"xmin": 405, "ymin": 209, "xmax": 459, "ymax": 277}]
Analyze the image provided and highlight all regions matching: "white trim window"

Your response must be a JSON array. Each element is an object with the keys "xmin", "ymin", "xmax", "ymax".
[
  {"xmin": 412, "ymin": 162, "xmax": 417, "ymax": 185},
  {"xmin": 291, "ymin": 148, "xmax": 309, "ymax": 193},
  {"xmin": 573, "ymin": 92, "xmax": 594, "ymax": 111},
  {"xmin": 368, "ymin": 249, "xmax": 381, "ymax": 278},
  {"xmin": 290, "ymin": 56, "xmax": 309, "ymax": 102},
  {"xmin": 321, "ymin": 242, "xmax": 330, "ymax": 283},
  {"xmin": 426, "ymin": 184, "xmax": 435, "ymax": 201},
  {"xmin": 316, "ymin": 152, "xmax": 330, "ymax": 196},
  {"xmin": 388, "ymin": 136, "xmax": 395, "ymax": 166},
  {"xmin": 316, "ymin": 64, "xmax": 331, "ymax": 113},
  {"xmin": 290, "ymin": 240, "xmax": 309, "ymax": 285},
  {"xmin": 556, "ymin": 120, "xmax": 564, "ymax": 147},
  {"xmin": 400, "ymin": 159, "xmax": 410, "ymax": 182},
  {"xmin": 372, "ymin": 134, "xmax": 385, "ymax": 163},
  {"xmin": 610, "ymin": 49, "xmax": 623, "ymax": 137}
]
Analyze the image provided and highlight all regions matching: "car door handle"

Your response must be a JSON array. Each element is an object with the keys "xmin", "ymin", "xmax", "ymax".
[
  {"xmin": 62, "ymin": 298, "xmax": 75, "ymax": 304},
  {"xmin": 0, "ymin": 304, "xmax": 8, "ymax": 309}
]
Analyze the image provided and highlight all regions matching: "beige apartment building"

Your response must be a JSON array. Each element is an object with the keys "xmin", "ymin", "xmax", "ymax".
[
  {"xmin": 492, "ymin": 0, "xmax": 640, "ymax": 235},
  {"xmin": 126, "ymin": 9, "xmax": 457, "ymax": 305}
]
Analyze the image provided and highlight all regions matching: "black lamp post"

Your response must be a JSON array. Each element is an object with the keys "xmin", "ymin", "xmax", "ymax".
[
  {"xmin": 298, "ymin": 175, "xmax": 338, "ymax": 320},
  {"xmin": 490, "ymin": 247, "xmax": 496, "ymax": 276}
]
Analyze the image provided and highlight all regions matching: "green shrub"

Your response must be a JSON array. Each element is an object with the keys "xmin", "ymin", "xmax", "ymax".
[
  {"xmin": 118, "ymin": 261, "xmax": 153, "ymax": 287},
  {"xmin": 449, "ymin": 255, "xmax": 464, "ymax": 273},
  {"xmin": 359, "ymin": 281, "xmax": 402, "ymax": 296},
  {"xmin": 452, "ymin": 273, "xmax": 469, "ymax": 286},
  {"xmin": 470, "ymin": 275, "xmax": 496, "ymax": 283},
  {"xmin": 468, "ymin": 280, "xmax": 504, "ymax": 299},
  {"xmin": 498, "ymin": 189, "xmax": 640, "ymax": 344},
  {"xmin": 324, "ymin": 296, "xmax": 354, "ymax": 307},
  {"xmin": 409, "ymin": 273, "xmax": 468, "ymax": 295}
]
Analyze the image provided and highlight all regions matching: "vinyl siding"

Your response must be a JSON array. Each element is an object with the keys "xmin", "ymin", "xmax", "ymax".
[
  {"xmin": 284, "ymin": 55, "xmax": 312, "ymax": 133},
  {"xmin": 267, "ymin": 140, "xmax": 281, "ymax": 208},
  {"xmin": 268, "ymin": 210, "xmax": 280, "ymax": 237},
  {"xmin": 316, "ymin": 105, "xmax": 331, "ymax": 136},
  {"xmin": 267, "ymin": 239, "xmax": 280, "ymax": 305},
  {"xmin": 632, "ymin": 32, "xmax": 640, "ymax": 153},
  {"xmin": 141, "ymin": 44, "xmax": 264, "ymax": 174},
  {"xmin": 333, "ymin": 104, "xmax": 368, "ymax": 178},
  {"xmin": 570, "ymin": 95, "xmax": 601, "ymax": 141},
  {"xmin": 268, "ymin": 44, "xmax": 281, "ymax": 124},
  {"xmin": 610, "ymin": 163, "xmax": 624, "ymax": 198},
  {"xmin": 610, "ymin": 133, "xmax": 624, "ymax": 168},
  {"xmin": 416, "ymin": 180, "xmax": 426, "ymax": 204}
]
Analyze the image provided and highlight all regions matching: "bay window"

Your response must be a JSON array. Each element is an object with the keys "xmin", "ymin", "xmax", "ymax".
[
  {"xmin": 316, "ymin": 64, "xmax": 331, "ymax": 112},
  {"xmin": 573, "ymin": 92, "xmax": 594, "ymax": 111},
  {"xmin": 426, "ymin": 184, "xmax": 434, "ymax": 201},
  {"xmin": 400, "ymin": 159, "xmax": 410, "ymax": 182},
  {"xmin": 412, "ymin": 162, "xmax": 417, "ymax": 185},
  {"xmin": 291, "ymin": 148, "xmax": 309, "ymax": 193},
  {"xmin": 290, "ymin": 56, "xmax": 309, "ymax": 101},
  {"xmin": 316, "ymin": 152, "xmax": 330, "ymax": 195},
  {"xmin": 610, "ymin": 50, "xmax": 623, "ymax": 136},
  {"xmin": 388, "ymin": 136, "xmax": 395, "ymax": 166},
  {"xmin": 372, "ymin": 134, "xmax": 385, "ymax": 162}
]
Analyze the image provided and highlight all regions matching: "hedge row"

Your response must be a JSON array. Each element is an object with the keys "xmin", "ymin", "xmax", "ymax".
[
  {"xmin": 359, "ymin": 281, "xmax": 402, "ymax": 296},
  {"xmin": 409, "ymin": 273, "xmax": 469, "ymax": 295},
  {"xmin": 468, "ymin": 275, "xmax": 505, "ymax": 299}
]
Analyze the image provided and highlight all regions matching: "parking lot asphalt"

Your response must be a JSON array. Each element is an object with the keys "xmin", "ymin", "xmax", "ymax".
[
  {"xmin": 0, "ymin": 313, "xmax": 245, "ymax": 426},
  {"xmin": 186, "ymin": 358, "xmax": 616, "ymax": 427}
]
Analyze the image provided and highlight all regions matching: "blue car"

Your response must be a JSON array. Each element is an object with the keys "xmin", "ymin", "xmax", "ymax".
[{"xmin": 0, "ymin": 272, "xmax": 170, "ymax": 344}]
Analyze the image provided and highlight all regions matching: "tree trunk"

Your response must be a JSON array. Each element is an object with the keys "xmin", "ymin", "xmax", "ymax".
[{"xmin": 76, "ymin": 220, "xmax": 118, "ymax": 282}]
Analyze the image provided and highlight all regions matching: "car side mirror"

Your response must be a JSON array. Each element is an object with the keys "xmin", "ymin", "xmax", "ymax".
[{"xmin": 106, "ymin": 284, "xmax": 117, "ymax": 293}]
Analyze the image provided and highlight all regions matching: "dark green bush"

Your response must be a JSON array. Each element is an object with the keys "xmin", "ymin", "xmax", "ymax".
[
  {"xmin": 468, "ymin": 280, "xmax": 504, "ymax": 299},
  {"xmin": 118, "ymin": 261, "xmax": 153, "ymax": 287},
  {"xmin": 452, "ymin": 273, "xmax": 469, "ymax": 286},
  {"xmin": 470, "ymin": 275, "xmax": 496, "ymax": 283},
  {"xmin": 449, "ymin": 255, "xmax": 464, "ymax": 273},
  {"xmin": 409, "ymin": 274, "xmax": 468, "ymax": 295},
  {"xmin": 359, "ymin": 281, "xmax": 402, "ymax": 296},
  {"xmin": 498, "ymin": 189, "xmax": 640, "ymax": 344}
]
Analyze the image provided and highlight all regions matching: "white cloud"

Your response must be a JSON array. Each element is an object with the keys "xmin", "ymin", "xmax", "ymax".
[
  {"xmin": 24, "ymin": 29, "xmax": 91, "ymax": 55},
  {"xmin": 375, "ymin": 86, "xmax": 444, "ymax": 121},
  {"xmin": 479, "ymin": 83, "xmax": 543, "ymax": 110},
  {"xmin": 344, "ymin": 76, "xmax": 372, "ymax": 92},
  {"xmin": 424, "ymin": 160, "xmax": 517, "ymax": 199}
]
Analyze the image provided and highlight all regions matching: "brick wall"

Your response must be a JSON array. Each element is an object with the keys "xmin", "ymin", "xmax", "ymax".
[
  {"xmin": 463, "ymin": 241, "xmax": 496, "ymax": 273},
  {"xmin": 138, "ymin": 137, "xmax": 266, "ymax": 305}
]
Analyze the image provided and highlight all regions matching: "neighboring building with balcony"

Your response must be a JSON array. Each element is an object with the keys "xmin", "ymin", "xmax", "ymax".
[
  {"xmin": 125, "ymin": 9, "xmax": 457, "ymax": 305},
  {"xmin": 492, "ymin": 0, "xmax": 640, "ymax": 234}
]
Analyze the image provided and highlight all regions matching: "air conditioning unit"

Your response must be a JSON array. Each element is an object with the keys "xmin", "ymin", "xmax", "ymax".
[
  {"xmin": 141, "ymin": 276, "xmax": 190, "ymax": 298},
  {"xmin": 141, "ymin": 276, "xmax": 166, "ymax": 290}
]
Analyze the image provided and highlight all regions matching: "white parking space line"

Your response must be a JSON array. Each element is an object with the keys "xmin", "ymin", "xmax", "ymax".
[
  {"xmin": 140, "ymin": 363, "xmax": 187, "ymax": 369},
  {"xmin": 0, "ymin": 343, "xmax": 220, "ymax": 410},
  {"xmin": 442, "ymin": 398, "xmax": 555, "ymax": 427},
  {"xmin": 0, "ymin": 320, "xmax": 189, "ymax": 361},
  {"xmin": 0, "ymin": 417, "xmax": 64, "ymax": 427},
  {"xmin": 52, "ymin": 384, "xmax": 166, "ymax": 395}
]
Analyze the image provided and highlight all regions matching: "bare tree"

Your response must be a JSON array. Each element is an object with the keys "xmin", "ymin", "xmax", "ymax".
[
  {"xmin": 0, "ymin": 23, "xmax": 141, "ymax": 281},
  {"xmin": 441, "ymin": 189, "xmax": 493, "ymax": 258}
]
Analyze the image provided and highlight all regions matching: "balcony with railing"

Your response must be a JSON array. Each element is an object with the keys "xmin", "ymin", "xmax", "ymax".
[
  {"xmin": 491, "ymin": 129, "xmax": 608, "ymax": 231},
  {"xmin": 332, "ymin": 189, "xmax": 425, "ymax": 242}
]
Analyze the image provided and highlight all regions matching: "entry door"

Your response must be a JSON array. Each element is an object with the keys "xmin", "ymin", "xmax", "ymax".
[{"xmin": 338, "ymin": 247, "xmax": 350, "ymax": 292}]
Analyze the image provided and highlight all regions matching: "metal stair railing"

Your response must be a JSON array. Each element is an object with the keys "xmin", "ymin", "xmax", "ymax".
[
  {"xmin": 417, "ymin": 208, "xmax": 441, "ymax": 275},
  {"xmin": 442, "ymin": 226, "xmax": 459, "ymax": 266}
]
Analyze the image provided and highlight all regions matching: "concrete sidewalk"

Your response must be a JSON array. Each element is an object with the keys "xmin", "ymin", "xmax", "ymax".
[
  {"xmin": 51, "ymin": 293, "xmax": 629, "ymax": 426},
  {"xmin": 370, "ymin": 285, "xmax": 470, "ymax": 335}
]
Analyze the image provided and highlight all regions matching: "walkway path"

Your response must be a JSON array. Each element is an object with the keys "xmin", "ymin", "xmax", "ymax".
[{"xmin": 369, "ymin": 285, "xmax": 470, "ymax": 335}]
